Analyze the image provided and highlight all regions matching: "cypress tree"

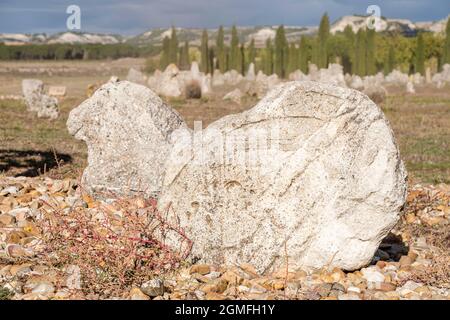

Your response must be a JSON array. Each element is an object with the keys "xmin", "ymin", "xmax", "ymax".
[
  {"xmin": 366, "ymin": 28, "xmax": 376, "ymax": 75},
  {"xmin": 415, "ymin": 33, "xmax": 425, "ymax": 75},
  {"xmin": 355, "ymin": 29, "xmax": 366, "ymax": 76},
  {"xmin": 209, "ymin": 47, "xmax": 215, "ymax": 74},
  {"xmin": 216, "ymin": 26, "xmax": 226, "ymax": 72},
  {"xmin": 343, "ymin": 25, "xmax": 355, "ymax": 74},
  {"xmin": 230, "ymin": 25, "xmax": 240, "ymax": 71},
  {"xmin": 263, "ymin": 38, "xmax": 274, "ymax": 75},
  {"xmin": 384, "ymin": 44, "xmax": 396, "ymax": 74},
  {"xmin": 443, "ymin": 17, "xmax": 450, "ymax": 66},
  {"xmin": 179, "ymin": 41, "xmax": 190, "ymax": 70},
  {"xmin": 287, "ymin": 43, "xmax": 298, "ymax": 75},
  {"xmin": 200, "ymin": 29, "xmax": 209, "ymax": 73},
  {"xmin": 274, "ymin": 25, "xmax": 288, "ymax": 78},
  {"xmin": 169, "ymin": 26, "xmax": 178, "ymax": 64},
  {"xmin": 248, "ymin": 38, "xmax": 256, "ymax": 65},
  {"xmin": 239, "ymin": 44, "xmax": 245, "ymax": 74},
  {"xmin": 299, "ymin": 36, "xmax": 309, "ymax": 73},
  {"xmin": 318, "ymin": 13, "xmax": 330, "ymax": 69},
  {"xmin": 160, "ymin": 36, "xmax": 170, "ymax": 69}
]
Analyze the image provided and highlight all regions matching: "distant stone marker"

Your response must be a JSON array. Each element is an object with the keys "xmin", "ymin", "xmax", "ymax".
[
  {"xmin": 22, "ymin": 79, "xmax": 59, "ymax": 120},
  {"xmin": 48, "ymin": 86, "xmax": 67, "ymax": 97},
  {"xmin": 126, "ymin": 67, "xmax": 147, "ymax": 85}
]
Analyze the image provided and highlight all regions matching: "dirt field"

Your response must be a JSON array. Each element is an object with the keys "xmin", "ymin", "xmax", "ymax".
[{"xmin": 0, "ymin": 59, "xmax": 449, "ymax": 185}]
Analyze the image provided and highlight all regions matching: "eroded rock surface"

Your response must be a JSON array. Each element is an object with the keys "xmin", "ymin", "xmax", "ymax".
[
  {"xmin": 22, "ymin": 79, "xmax": 59, "ymax": 120},
  {"xmin": 158, "ymin": 81, "xmax": 407, "ymax": 273},
  {"xmin": 67, "ymin": 81, "xmax": 187, "ymax": 197}
]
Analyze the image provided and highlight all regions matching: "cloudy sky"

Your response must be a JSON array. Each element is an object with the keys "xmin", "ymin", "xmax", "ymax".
[{"xmin": 0, "ymin": 0, "xmax": 448, "ymax": 35}]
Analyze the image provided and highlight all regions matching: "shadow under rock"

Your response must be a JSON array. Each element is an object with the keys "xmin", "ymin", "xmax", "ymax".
[
  {"xmin": 0, "ymin": 149, "xmax": 72, "ymax": 177},
  {"xmin": 372, "ymin": 232, "xmax": 410, "ymax": 264}
]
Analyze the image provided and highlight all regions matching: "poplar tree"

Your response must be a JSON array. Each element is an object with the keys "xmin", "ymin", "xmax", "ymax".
[{"xmin": 200, "ymin": 29, "xmax": 209, "ymax": 73}]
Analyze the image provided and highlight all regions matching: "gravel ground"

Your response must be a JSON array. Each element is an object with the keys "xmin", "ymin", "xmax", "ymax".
[{"xmin": 0, "ymin": 176, "xmax": 449, "ymax": 300}]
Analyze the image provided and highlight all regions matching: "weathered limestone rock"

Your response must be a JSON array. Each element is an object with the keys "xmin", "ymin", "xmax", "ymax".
[
  {"xmin": 411, "ymin": 73, "xmax": 424, "ymax": 85},
  {"xmin": 363, "ymin": 73, "xmax": 385, "ymax": 91},
  {"xmin": 147, "ymin": 69, "xmax": 162, "ymax": 91},
  {"xmin": 159, "ymin": 81, "xmax": 407, "ymax": 274},
  {"xmin": 425, "ymin": 67, "xmax": 432, "ymax": 84},
  {"xmin": 349, "ymin": 75, "xmax": 364, "ymax": 91},
  {"xmin": 223, "ymin": 88, "xmax": 243, "ymax": 104},
  {"xmin": 432, "ymin": 64, "xmax": 450, "ymax": 88},
  {"xmin": 317, "ymin": 64, "xmax": 347, "ymax": 88},
  {"xmin": 246, "ymin": 63, "xmax": 256, "ymax": 81},
  {"xmin": 22, "ymin": 79, "xmax": 59, "ymax": 120},
  {"xmin": 108, "ymin": 76, "xmax": 120, "ymax": 83},
  {"xmin": 363, "ymin": 85, "xmax": 388, "ymax": 104},
  {"xmin": 22, "ymin": 79, "xmax": 44, "ymax": 113},
  {"xmin": 212, "ymin": 70, "xmax": 225, "ymax": 87},
  {"xmin": 190, "ymin": 61, "xmax": 201, "ymax": 81},
  {"xmin": 224, "ymin": 70, "xmax": 243, "ymax": 86},
  {"xmin": 385, "ymin": 70, "xmax": 409, "ymax": 85},
  {"xmin": 246, "ymin": 72, "xmax": 280, "ymax": 99},
  {"xmin": 126, "ymin": 68, "xmax": 147, "ymax": 85},
  {"xmin": 157, "ymin": 64, "xmax": 183, "ymax": 98},
  {"xmin": 406, "ymin": 81, "xmax": 416, "ymax": 94},
  {"xmin": 289, "ymin": 70, "xmax": 309, "ymax": 81},
  {"xmin": 67, "ymin": 81, "xmax": 187, "ymax": 197}
]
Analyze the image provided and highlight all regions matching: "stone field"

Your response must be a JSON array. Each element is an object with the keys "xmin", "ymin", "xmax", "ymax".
[{"xmin": 0, "ymin": 59, "xmax": 449, "ymax": 300}]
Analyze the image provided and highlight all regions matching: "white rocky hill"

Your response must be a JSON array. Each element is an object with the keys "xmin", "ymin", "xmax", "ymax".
[
  {"xmin": 0, "ymin": 14, "xmax": 448, "ymax": 46},
  {"xmin": 330, "ymin": 15, "xmax": 448, "ymax": 34}
]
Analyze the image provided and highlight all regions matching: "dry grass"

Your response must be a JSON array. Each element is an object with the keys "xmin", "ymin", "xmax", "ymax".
[
  {"xmin": 36, "ymin": 190, "xmax": 192, "ymax": 298},
  {"xmin": 402, "ymin": 224, "xmax": 450, "ymax": 288},
  {"xmin": 382, "ymin": 91, "xmax": 450, "ymax": 184},
  {"xmin": 0, "ymin": 59, "xmax": 449, "ymax": 185}
]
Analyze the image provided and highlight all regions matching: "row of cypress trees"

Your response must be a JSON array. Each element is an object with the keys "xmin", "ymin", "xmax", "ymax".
[{"xmin": 159, "ymin": 15, "xmax": 450, "ymax": 77}]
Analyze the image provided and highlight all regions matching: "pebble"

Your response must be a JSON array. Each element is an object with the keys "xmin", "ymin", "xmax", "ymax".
[
  {"xmin": 190, "ymin": 264, "xmax": 211, "ymax": 275},
  {"xmin": 129, "ymin": 287, "xmax": 150, "ymax": 300},
  {"xmin": 1, "ymin": 186, "xmax": 19, "ymax": 196},
  {"xmin": 141, "ymin": 278, "xmax": 164, "ymax": 297},
  {"xmin": 30, "ymin": 281, "xmax": 55, "ymax": 296},
  {"xmin": 361, "ymin": 267, "xmax": 385, "ymax": 283}
]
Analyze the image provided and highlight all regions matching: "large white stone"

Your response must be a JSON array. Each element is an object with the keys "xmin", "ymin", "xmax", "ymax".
[
  {"xmin": 67, "ymin": 81, "xmax": 187, "ymax": 197},
  {"xmin": 158, "ymin": 81, "xmax": 407, "ymax": 273},
  {"xmin": 22, "ymin": 79, "xmax": 59, "ymax": 120},
  {"xmin": 223, "ymin": 88, "xmax": 243, "ymax": 104},
  {"xmin": 157, "ymin": 64, "xmax": 183, "ymax": 98},
  {"xmin": 126, "ymin": 68, "xmax": 147, "ymax": 85}
]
